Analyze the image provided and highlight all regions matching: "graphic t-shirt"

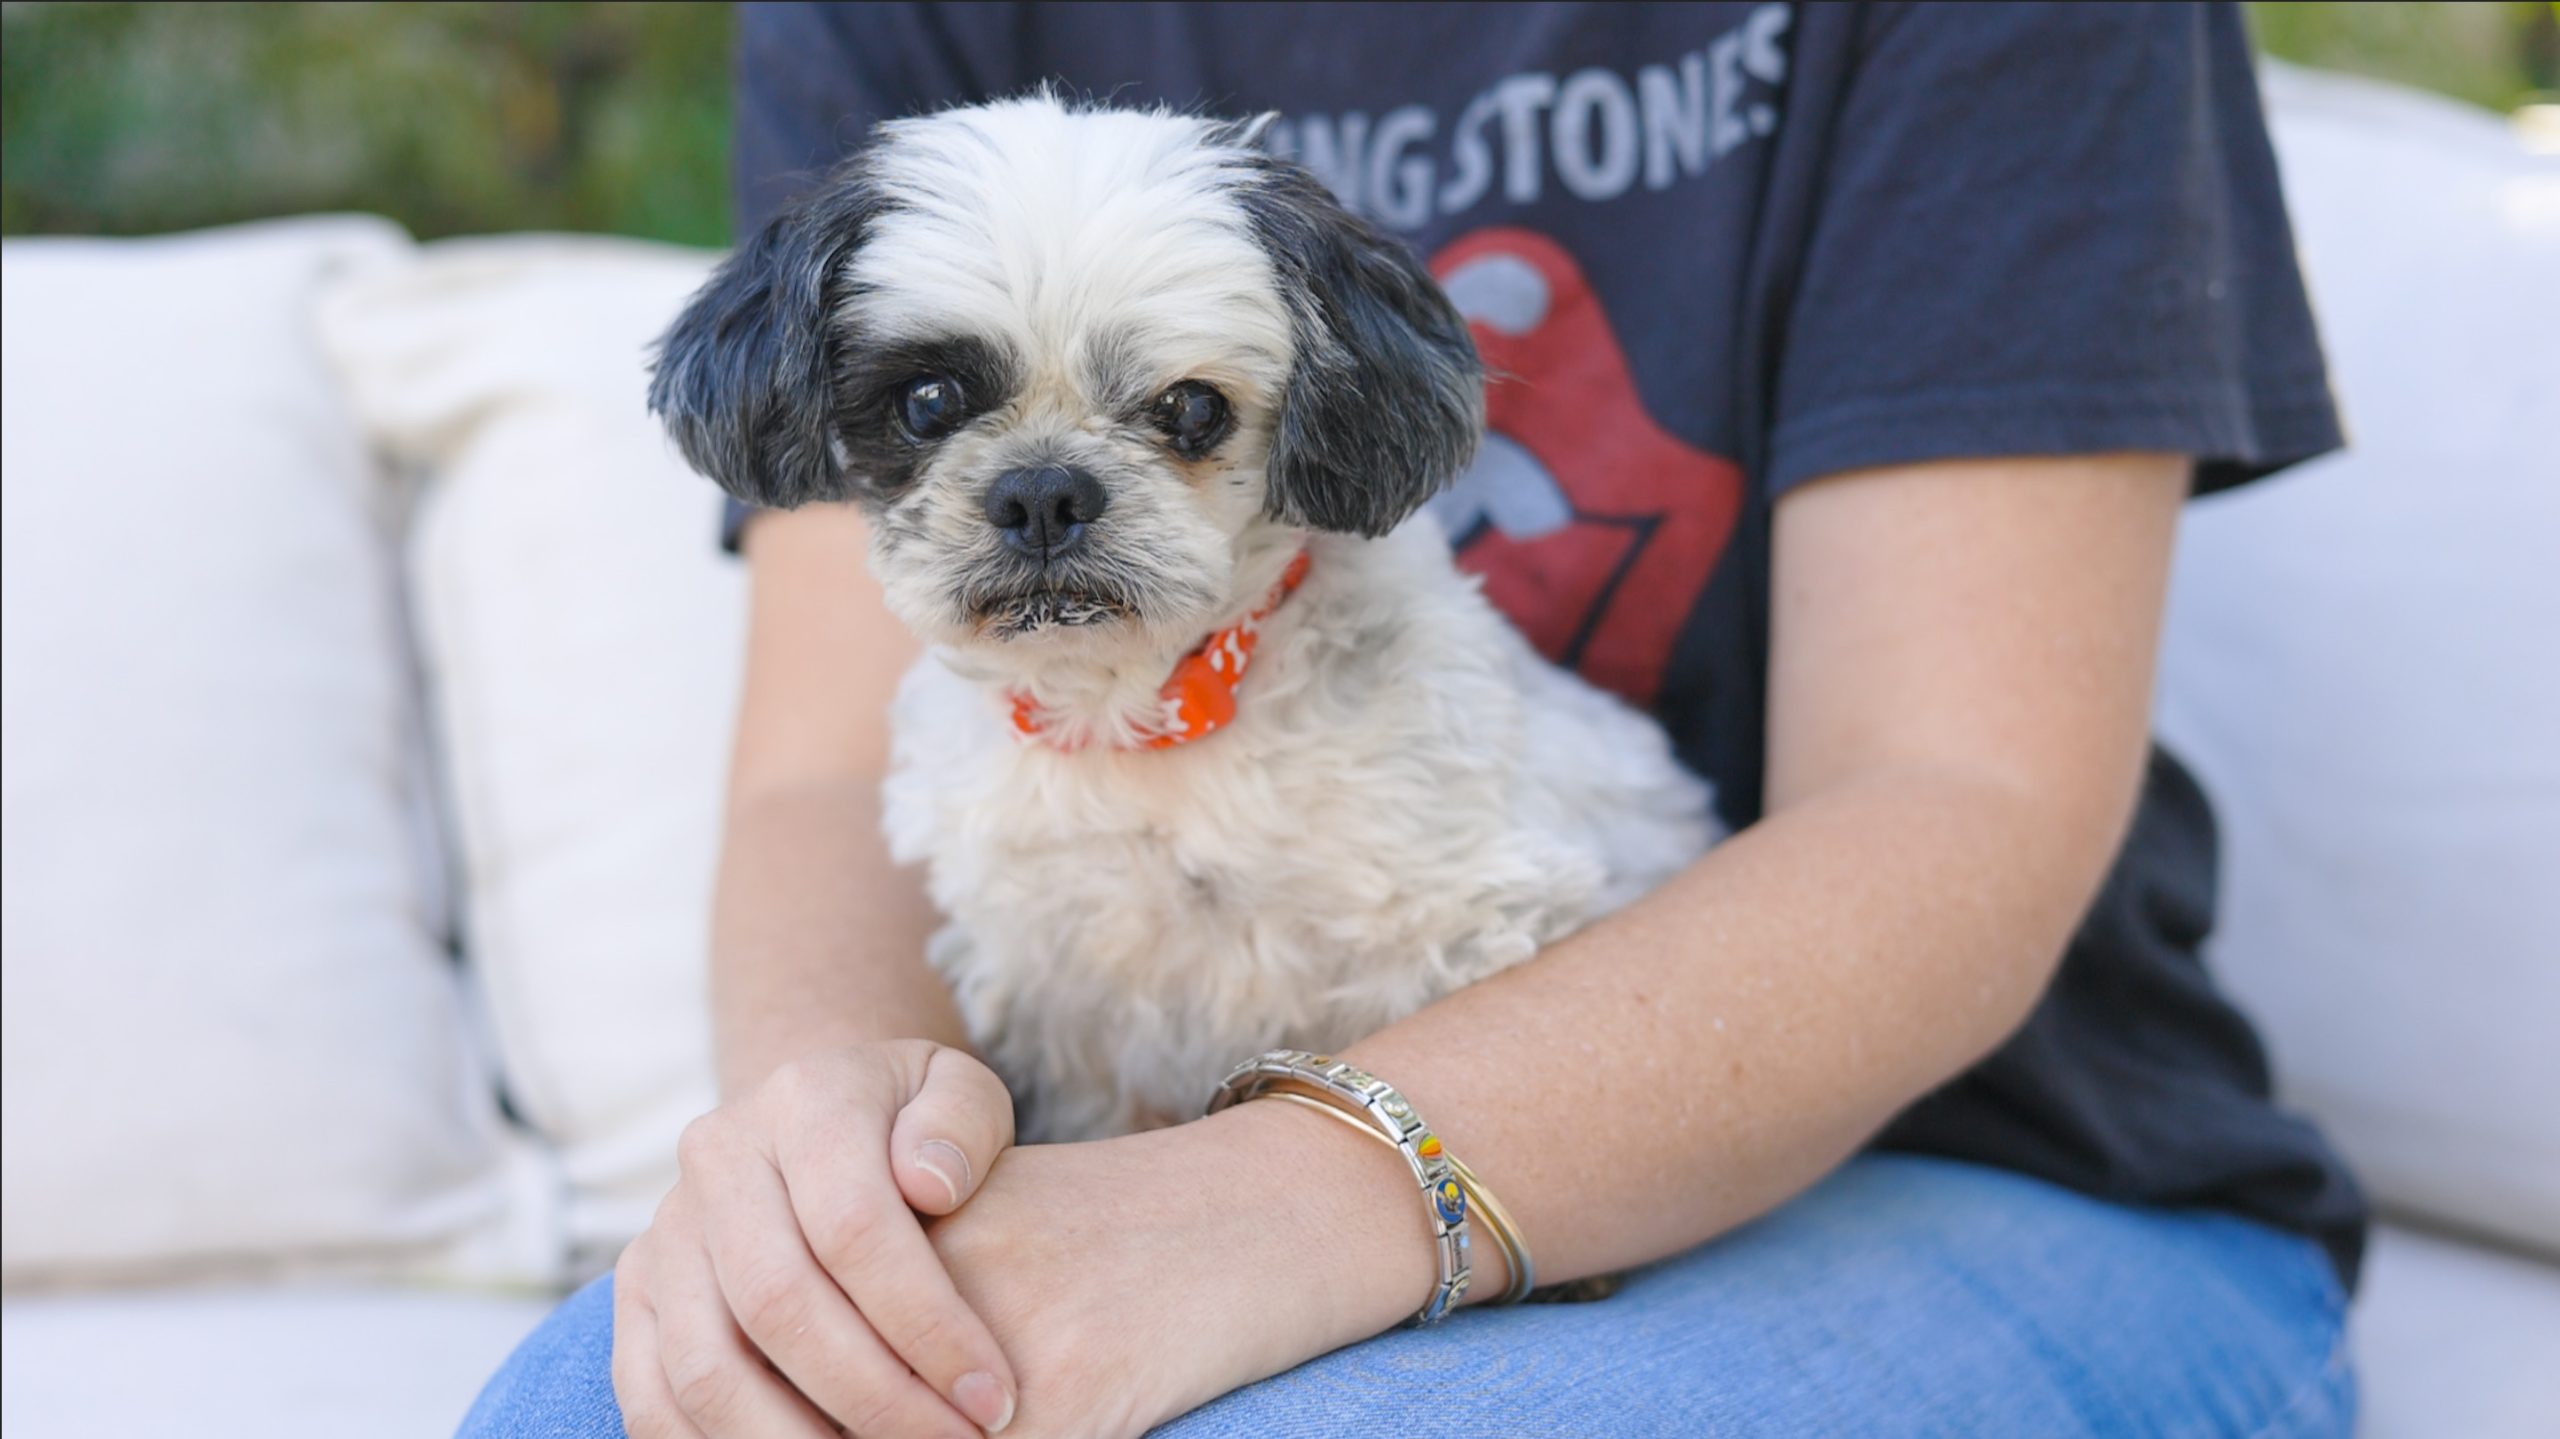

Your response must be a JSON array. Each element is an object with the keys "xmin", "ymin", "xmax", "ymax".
[{"xmin": 724, "ymin": 1, "xmax": 2368, "ymax": 1284}]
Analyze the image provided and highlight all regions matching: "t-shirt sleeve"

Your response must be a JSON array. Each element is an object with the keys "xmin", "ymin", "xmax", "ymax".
[
  {"xmin": 722, "ymin": 2, "xmax": 1025, "ymax": 551},
  {"xmin": 1765, "ymin": 2, "xmax": 2341, "ymax": 498}
]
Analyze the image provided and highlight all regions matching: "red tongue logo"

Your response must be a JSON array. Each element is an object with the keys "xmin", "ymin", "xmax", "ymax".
[{"xmin": 1430, "ymin": 229, "xmax": 1743, "ymax": 708}]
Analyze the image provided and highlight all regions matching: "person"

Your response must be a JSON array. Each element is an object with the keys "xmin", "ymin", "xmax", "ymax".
[{"xmin": 461, "ymin": 4, "xmax": 2365, "ymax": 1435}]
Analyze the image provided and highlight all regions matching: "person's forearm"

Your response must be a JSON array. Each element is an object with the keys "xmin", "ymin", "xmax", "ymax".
[
  {"xmin": 1212, "ymin": 751, "xmax": 2142, "ymax": 1329},
  {"xmin": 1354, "ymin": 756, "xmax": 2131, "ymax": 1287},
  {"xmin": 709, "ymin": 775, "xmax": 966, "ymax": 1097},
  {"xmin": 1231, "ymin": 455, "xmax": 2182, "ymax": 1321}
]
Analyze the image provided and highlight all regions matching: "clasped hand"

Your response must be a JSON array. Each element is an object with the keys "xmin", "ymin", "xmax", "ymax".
[{"xmin": 612, "ymin": 1041, "xmax": 1405, "ymax": 1438}]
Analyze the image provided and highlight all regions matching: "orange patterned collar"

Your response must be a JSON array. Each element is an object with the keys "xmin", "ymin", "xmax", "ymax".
[{"xmin": 1010, "ymin": 549, "xmax": 1313, "ymax": 752}]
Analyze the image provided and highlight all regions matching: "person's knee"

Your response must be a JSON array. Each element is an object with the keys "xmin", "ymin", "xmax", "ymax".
[{"xmin": 455, "ymin": 1274, "xmax": 624, "ymax": 1439}]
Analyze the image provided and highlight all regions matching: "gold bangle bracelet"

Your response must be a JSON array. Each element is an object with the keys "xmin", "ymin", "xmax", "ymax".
[
  {"xmin": 1443, "ymin": 1151, "xmax": 1537, "ymax": 1304},
  {"xmin": 1258, "ymin": 1090, "xmax": 1538, "ymax": 1306}
]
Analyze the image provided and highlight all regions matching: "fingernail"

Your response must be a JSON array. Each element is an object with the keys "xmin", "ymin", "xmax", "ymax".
[
  {"xmin": 914, "ymin": 1139, "xmax": 970, "ymax": 1208},
  {"xmin": 953, "ymin": 1370, "xmax": 1014, "ymax": 1433}
]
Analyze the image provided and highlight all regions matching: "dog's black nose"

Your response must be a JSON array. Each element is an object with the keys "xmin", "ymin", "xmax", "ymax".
[{"xmin": 983, "ymin": 465, "xmax": 1107, "ymax": 557}]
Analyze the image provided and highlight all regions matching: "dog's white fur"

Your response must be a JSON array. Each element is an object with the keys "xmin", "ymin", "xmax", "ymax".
[
  {"xmin": 659, "ymin": 96, "xmax": 1719, "ymax": 1141},
  {"xmin": 887, "ymin": 518, "xmax": 1716, "ymax": 1139}
]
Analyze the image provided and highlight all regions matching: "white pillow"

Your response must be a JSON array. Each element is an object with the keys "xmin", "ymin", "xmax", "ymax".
[
  {"xmin": 319, "ymin": 237, "xmax": 737, "ymax": 1268},
  {"xmin": 2156, "ymin": 69, "xmax": 2560, "ymax": 1255},
  {"xmin": 1, "ymin": 218, "xmax": 555, "ymax": 1286}
]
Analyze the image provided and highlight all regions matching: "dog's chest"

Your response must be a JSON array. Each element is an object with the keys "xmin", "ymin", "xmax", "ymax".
[
  {"xmin": 898, "ymin": 694, "xmax": 1555, "ymax": 991},
  {"xmin": 880, "ymin": 655, "xmax": 1605, "ymax": 1136}
]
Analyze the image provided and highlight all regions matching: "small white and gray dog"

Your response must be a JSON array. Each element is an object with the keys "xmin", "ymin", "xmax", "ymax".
[{"xmin": 652, "ymin": 95, "xmax": 1717, "ymax": 1142}]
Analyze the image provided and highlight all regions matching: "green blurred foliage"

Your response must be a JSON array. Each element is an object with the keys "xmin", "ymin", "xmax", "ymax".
[
  {"xmin": 3, "ymin": 1, "xmax": 2552, "ymax": 247},
  {"xmin": 2, "ymin": 2, "xmax": 734, "ymax": 244},
  {"xmin": 2248, "ymin": 0, "xmax": 2555, "ymax": 112}
]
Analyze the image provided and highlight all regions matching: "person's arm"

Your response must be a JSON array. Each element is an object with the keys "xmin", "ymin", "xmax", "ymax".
[
  {"xmin": 618, "ymin": 504, "xmax": 1025, "ymax": 1439},
  {"xmin": 613, "ymin": 13, "xmax": 1046, "ymax": 1434},
  {"xmin": 912, "ymin": 451, "xmax": 2190, "ymax": 1434},
  {"xmin": 1322, "ymin": 450, "xmax": 2189, "ymax": 1296},
  {"xmin": 711, "ymin": 504, "xmax": 961, "ymax": 1095}
]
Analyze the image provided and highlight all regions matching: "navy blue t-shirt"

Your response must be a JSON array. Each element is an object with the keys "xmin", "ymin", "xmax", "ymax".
[{"xmin": 723, "ymin": 0, "xmax": 2367, "ymax": 1285}]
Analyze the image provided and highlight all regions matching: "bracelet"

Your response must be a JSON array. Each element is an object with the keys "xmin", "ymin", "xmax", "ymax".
[
  {"xmin": 1261, "ymin": 1092, "xmax": 1538, "ymax": 1305},
  {"xmin": 1446, "ymin": 1152, "xmax": 1536, "ymax": 1304},
  {"xmin": 1207, "ymin": 1049, "xmax": 1476, "ymax": 1324}
]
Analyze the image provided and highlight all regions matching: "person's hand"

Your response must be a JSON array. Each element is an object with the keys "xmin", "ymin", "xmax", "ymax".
[
  {"xmin": 922, "ymin": 1101, "xmax": 1440, "ymax": 1437},
  {"xmin": 613, "ymin": 1040, "xmax": 1022, "ymax": 1437}
]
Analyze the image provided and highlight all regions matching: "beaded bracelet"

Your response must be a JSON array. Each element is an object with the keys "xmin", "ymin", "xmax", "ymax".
[{"xmin": 1206, "ymin": 1048, "xmax": 1474, "ymax": 1325}]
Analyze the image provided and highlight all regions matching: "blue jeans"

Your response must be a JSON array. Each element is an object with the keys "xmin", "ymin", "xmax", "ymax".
[{"xmin": 459, "ymin": 1154, "xmax": 2353, "ymax": 1437}]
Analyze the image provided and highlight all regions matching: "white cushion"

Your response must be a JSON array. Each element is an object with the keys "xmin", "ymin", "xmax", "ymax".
[
  {"xmin": 0, "ymin": 1285, "xmax": 555, "ymax": 1439},
  {"xmin": 0, "ymin": 219, "xmax": 555, "ymax": 1286},
  {"xmin": 2155, "ymin": 68, "xmax": 2560, "ymax": 1255},
  {"xmin": 318, "ymin": 237, "xmax": 737, "ymax": 1267},
  {"xmin": 2355, "ymin": 1225, "xmax": 2560, "ymax": 1439}
]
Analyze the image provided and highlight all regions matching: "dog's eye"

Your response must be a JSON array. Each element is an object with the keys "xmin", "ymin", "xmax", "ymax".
[
  {"xmin": 898, "ymin": 375, "xmax": 967, "ymax": 441},
  {"xmin": 1149, "ymin": 381, "xmax": 1232, "ymax": 459}
]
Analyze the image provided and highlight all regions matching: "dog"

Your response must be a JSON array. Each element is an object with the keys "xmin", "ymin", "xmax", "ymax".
[{"xmin": 651, "ymin": 94, "xmax": 1718, "ymax": 1143}]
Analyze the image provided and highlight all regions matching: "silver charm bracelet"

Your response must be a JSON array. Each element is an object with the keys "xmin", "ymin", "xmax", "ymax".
[{"xmin": 1207, "ymin": 1048, "xmax": 1475, "ymax": 1325}]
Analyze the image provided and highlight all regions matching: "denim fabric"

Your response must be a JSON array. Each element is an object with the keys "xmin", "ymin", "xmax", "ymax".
[{"xmin": 458, "ymin": 1154, "xmax": 2353, "ymax": 1438}]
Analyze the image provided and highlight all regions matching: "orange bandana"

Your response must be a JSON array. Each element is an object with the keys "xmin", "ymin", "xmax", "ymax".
[{"xmin": 1010, "ymin": 549, "xmax": 1313, "ymax": 751}]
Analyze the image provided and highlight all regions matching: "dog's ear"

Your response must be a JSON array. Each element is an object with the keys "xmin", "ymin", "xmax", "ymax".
[
  {"xmin": 648, "ymin": 166, "xmax": 884, "ymax": 509},
  {"xmin": 1232, "ymin": 160, "xmax": 1484, "ymax": 538}
]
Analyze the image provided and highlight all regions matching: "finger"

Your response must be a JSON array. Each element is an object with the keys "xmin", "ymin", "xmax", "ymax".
[
  {"xmin": 693, "ymin": 1135, "xmax": 984, "ymax": 1439},
  {"xmin": 611, "ymin": 1277, "xmax": 708, "ymax": 1439},
  {"xmin": 651, "ymin": 1230, "xmax": 840, "ymax": 1439},
  {"xmin": 885, "ymin": 1047, "xmax": 1015, "ymax": 1217},
  {"xmin": 776, "ymin": 1100, "xmax": 1018, "ymax": 1434}
]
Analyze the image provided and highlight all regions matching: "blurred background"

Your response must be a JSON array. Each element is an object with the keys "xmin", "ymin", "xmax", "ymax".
[{"xmin": 5, "ymin": 1, "xmax": 2555, "ymax": 247}]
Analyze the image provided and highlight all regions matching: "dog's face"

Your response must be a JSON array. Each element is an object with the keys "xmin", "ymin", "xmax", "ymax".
[{"xmin": 650, "ymin": 97, "xmax": 1482, "ymax": 661}]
